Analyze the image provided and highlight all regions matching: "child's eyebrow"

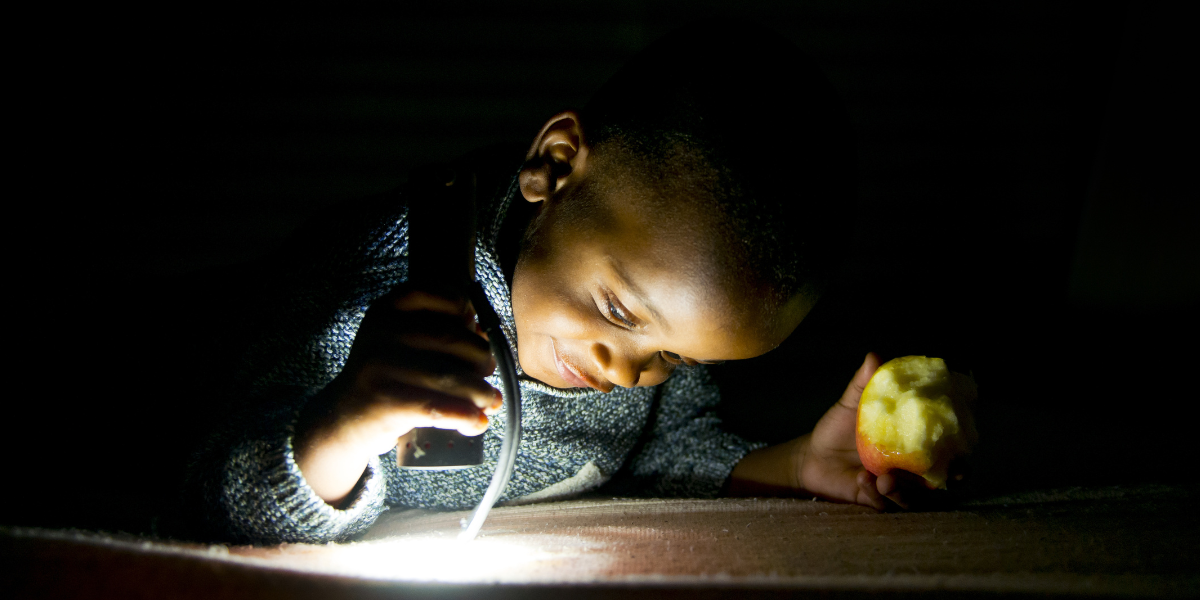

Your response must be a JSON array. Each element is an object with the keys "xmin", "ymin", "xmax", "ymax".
[{"xmin": 608, "ymin": 258, "xmax": 668, "ymax": 332}]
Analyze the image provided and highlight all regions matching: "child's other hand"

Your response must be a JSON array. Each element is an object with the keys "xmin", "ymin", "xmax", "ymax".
[
  {"xmin": 294, "ymin": 284, "xmax": 502, "ymax": 505},
  {"xmin": 800, "ymin": 352, "xmax": 964, "ymax": 510},
  {"xmin": 730, "ymin": 352, "xmax": 965, "ymax": 510}
]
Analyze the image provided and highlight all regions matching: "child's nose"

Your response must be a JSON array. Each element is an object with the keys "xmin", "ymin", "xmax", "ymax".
[{"xmin": 588, "ymin": 342, "xmax": 644, "ymax": 388}]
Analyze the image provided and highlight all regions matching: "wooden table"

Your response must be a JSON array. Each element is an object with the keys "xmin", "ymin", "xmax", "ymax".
[{"xmin": 4, "ymin": 485, "xmax": 1198, "ymax": 598}]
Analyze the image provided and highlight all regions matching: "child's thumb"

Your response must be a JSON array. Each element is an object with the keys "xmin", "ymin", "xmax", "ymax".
[{"xmin": 838, "ymin": 352, "xmax": 881, "ymax": 409}]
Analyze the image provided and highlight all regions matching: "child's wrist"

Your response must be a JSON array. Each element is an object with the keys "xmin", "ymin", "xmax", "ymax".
[
  {"xmin": 789, "ymin": 434, "xmax": 812, "ymax": 491},
  {"xmin": 298, "ymin": 385, "xmax": 379, "ymax": 462}
]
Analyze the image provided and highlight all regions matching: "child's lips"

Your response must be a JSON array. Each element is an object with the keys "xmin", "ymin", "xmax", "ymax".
[{"xmin": 552, "ymin": 340, "xmax": 606, "ymax": 391}]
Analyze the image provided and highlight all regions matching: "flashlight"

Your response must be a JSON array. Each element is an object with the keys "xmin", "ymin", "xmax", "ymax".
[{"xmin": 398, "ymin": 165, "xmax": 522, "ymax": 541}]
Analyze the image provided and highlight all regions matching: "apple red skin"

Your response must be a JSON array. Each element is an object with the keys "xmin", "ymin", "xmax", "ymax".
[{"xmin": 855, "ymin": 428, "xmax": 940, "ymax": 490}]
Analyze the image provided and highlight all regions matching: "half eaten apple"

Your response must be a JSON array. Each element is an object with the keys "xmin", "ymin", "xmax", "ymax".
[{"xmin": 856, "ymin": 355, "xmax": 977, "ymax": 490}]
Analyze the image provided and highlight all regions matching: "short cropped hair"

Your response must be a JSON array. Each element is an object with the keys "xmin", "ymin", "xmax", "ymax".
[{"xmin": 583, "ymin": 22, "xmax": 857, "ymax": 309}]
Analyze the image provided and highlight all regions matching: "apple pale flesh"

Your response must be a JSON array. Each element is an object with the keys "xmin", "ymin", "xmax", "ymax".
[{"xmin": 855, "ymin": 356, "xmax": 976, "ymax": 490}]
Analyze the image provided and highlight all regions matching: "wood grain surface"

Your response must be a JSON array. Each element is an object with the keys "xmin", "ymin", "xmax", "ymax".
[{"xmin": 5, "ymin": 485, "xmax": 1198, "ymax": 598}]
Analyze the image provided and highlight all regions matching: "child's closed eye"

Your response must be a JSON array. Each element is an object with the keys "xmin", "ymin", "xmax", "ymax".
[
  {"xmin": 660, "ymin": 350, "xmax": 689, "ymax": 365},
  {"xmin": 598, "ymin": 293, "xmax": 638, "ymax": 329},
  {"xmin": 659, "ymin": 351, "xmax": 724, "ymax": 366},
  {"xmin": 608, "ymin": 299, "xmax": 636, "ymax": 327}
]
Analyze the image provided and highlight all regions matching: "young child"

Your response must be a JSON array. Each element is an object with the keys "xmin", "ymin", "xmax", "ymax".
[{"xmin": 173, "ymin": 22, "xmax": 915, "ymax": 545}]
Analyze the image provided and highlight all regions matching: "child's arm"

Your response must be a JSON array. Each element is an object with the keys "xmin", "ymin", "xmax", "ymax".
[
  {"xmin": 727, "ymin": 352, "xmax": 940, "ymax": 509},
  {"xmin": 169, "ymin": 197, "xmax": 497, "ymax": 544}
]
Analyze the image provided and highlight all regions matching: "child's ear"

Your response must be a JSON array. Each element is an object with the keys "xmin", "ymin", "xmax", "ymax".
[{"xmin": 519, "ymin": 110, "xmax": 590, "ymax": 203}]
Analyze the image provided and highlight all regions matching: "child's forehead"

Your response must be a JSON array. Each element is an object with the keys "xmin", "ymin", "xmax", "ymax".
[
  {"xmin": 575, "ymin": 167, "xmax": 724, "ymax": 246},
  {"xmin": 568, "ymin": 206, "xmax": 766, "ymax": 319},
  {"xmin": 599, "ymin": 248, "xmax": 801, "ymax": 359}
]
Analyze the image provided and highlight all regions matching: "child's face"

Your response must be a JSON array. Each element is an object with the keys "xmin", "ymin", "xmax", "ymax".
[{"xmin": 511, "ymin": 171, "xmax": 811, "ymax": 392}]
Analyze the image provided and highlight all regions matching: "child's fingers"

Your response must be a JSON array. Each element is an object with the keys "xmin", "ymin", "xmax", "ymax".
[
  {"xmin": 392, "ymin": 289, "xmax": 469, "ymax": 315},
  {"xmin": 483, "ymin": 391, "xmax": 504, "ymax": 415},
  {"xmin": 371, "ymin": 382, "xmax": 490, "ymax": 434},
  {"xmin": 390, "ymin": 324, "xmax": 496, "ymax": 376},
  {"xmin": 396, "ymin": 337, "xmax": 495, "ymax": 378},
  {"xmin": 357, "ymin": 388, "xmax": 491, "ymax": 455},
  {"xmin": 947, "ymin": 455, "xmax": 972, "ymax": 483},
  {"xmin": 879, "ymin": 469, "xmax": 947, "ymax": 510},
  {"xmin": 363, "ymin": 310, "xmax": 495, "ymax": 376},
  {"xmin": 362, "ymin": 362, "xmax": 501, "ymax": 411},
  {"xmin": 856, "ymin": 470, "xmax": 888, "ymax": 511},
  {"xmin": 390, "ymin": 288, "xmax": 481, "ymax": 334},
  {"xmin": 357, "ymin": 398, "xmax": 484, "ymax": 453},
  {"xmin": 875, "ymin": 472, "xmax": 910, "ymax": 509},
  {"xmin": 354, "ymin": 387, "xmax": 490, "ymax": 455},
  {"xmin": 419, "ymin": 394, "xmax": 491, "ymax": 436},
  {"xmin": 837, "ymin": 352, "xmax": 881, "ymax": 410}
]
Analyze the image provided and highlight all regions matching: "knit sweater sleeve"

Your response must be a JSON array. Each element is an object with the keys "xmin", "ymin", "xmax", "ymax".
[
  {"xmin": 619, "ymin": 365, "xmax": 766, "ymax": 497},
  {"xmin": 175, "ymin": 386, "xmax": 390, "ymax": 544},
  {"xmin": 169, "ymin": 197, "xmax": 409, "ymax": 544}
]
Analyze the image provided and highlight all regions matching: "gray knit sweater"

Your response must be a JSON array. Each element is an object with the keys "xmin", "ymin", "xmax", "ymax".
[{"xmin": 177, "ymin": 171, "xmax": 761, "ymax": 545}]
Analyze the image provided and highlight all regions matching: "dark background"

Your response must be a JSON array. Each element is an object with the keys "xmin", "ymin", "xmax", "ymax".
[{"xmin": 7, "ymin": 1, "xmax": 1195, "ymax": 535}]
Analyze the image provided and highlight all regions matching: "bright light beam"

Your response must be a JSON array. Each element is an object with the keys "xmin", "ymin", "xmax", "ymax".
[{"xmin": 321, "ymin": 536, "xmax": 545, "ymax": 582}]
